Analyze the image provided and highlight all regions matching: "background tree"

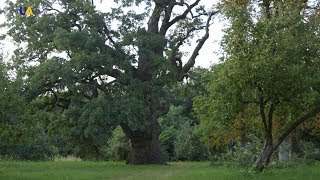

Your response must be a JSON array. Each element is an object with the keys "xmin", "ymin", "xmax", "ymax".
[
  {"xmin": 158, "ymin": 67, "xmax": 210, "ymax": 161},
  {"xmin": 106, "ymin": 126, "xmax": 130, "ymax": 161},
  {"xmin": 159, "ymin": 105, "xmax": 207, "ymax": 161},
  {"xmin": 4, "ymin": 0, "xmax": 218, "ymax": 164},
  {"xmin": 194, "ymin": 0, "xmax": 320, "ymax": 171},
  {"xmin": 0, "ymin": 55, "xmax": 54, "ymax": 161}
]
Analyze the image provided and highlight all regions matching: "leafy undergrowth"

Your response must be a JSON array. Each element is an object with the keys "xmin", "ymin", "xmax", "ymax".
[{"xmin": 0, "ymin": 161, "xmax": 319, "ymax": 180}]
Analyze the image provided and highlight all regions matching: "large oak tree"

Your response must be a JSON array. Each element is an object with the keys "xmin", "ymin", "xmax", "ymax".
[{"xmin": 4, "ymin": 0, "xmax": 217, "ymax": 164}]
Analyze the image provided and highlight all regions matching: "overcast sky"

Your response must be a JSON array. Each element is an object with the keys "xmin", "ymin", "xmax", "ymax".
[{"xmin": 0, "ymin": 0, "xmax": 225, "ymax": 68}]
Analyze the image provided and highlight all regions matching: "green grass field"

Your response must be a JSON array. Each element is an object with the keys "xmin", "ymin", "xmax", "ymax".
[{"xmin": 0, "ymin": 161, "xmax": 319, "ymax": 180}]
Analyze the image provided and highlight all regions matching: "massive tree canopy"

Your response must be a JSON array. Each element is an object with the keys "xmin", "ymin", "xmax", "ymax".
[
  {"xmin": 4, "ymin": 0, "xmax": 217, "ymax": 164},
  {"xmin": 194, "ymin": 0, "xmax": 320, "ymax": 171}
]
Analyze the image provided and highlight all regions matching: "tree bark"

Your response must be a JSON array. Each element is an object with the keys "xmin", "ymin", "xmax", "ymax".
[
  {"xmin": 239, "ymin": 121, "xmax": 247, "ymax": 147},
  {"xmin": 126, "ymin": 131, "xmax": 164, "ymax": 164},
  {"xmin": 253, "ymin": 100, "xmax": 274, "ymax": 171},
  {"xmin": 289, "ymin": 131, "xmax": 300, "ymax": 159},
  {"xmin": 94, "ymin": 145, "xmax": 102, "ymax": 161},
  {"xmin": 253, "ymin": 139, "xmax": 273, "ymax": 172},
  {"xmin": 252, "ymin": 105, "xmax": 320, "ymax": 171},
  {"xmin": 120, "ymin": 117, "xmax": 165, "ymax": 165}
]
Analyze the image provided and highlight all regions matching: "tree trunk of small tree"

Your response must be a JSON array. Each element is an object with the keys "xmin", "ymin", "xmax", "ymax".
[
  {"xmin": 253, "ymin": 100, "xmax": 275, "ymax": 172},
  {"xmin": 240, "ymin": 121, "xmax": 247, "ymax": 147},
  {"xmin": 289, "ymin": 131, "xmax": 300, "ymax": 159},
  {"xmin": 94, "ymin": 145, "xmax": 102, "ymax": 161},
  {"xmin": 253, "ymin": 139, "xmax": 273, "ymax": 172},
  {"xmin": 252, "ymin": 106, "xmax": 319, "ymax": 171}
]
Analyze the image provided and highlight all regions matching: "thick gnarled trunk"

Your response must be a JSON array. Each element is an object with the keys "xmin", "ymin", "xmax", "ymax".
[
  {"xmin": 127, "ymin": 130, "xmax": 164, "ymax": 164},
  {"xmin": 120, "ymin": 116, "xmax": 165, "ymax": 165}
]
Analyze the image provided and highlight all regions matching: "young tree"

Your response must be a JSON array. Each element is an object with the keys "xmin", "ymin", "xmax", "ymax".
[
  {"xmin": 4, "ymin": 0, "xmax": 217, "ymax": 164},
  {"xmin": 194, "ymin": 0, "xmax": 320, "ymax": 171}
]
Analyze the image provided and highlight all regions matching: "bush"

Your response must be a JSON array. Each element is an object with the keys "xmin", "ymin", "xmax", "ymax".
[
  {"xmin": 298, "ymin": 140, "xmax": 320, "ymax": 164},
  {"xmin": 159, "ymin": 106, "xmax": 208, "ymax": 161},
  {"xmin": 106, "ymin": 126, "xmax": 130, "ymax": 161},
  {"xmin": 16, "ymin": 137, "xmax": 55, "ymax": 161},
  {"xmin": 0, "ymin": 133, "xmax": 55, "ymax": 161},
  {"xmin": 269, "ymin": 140, "xmax": 320, "ymax": 168},
  {"xmin": 174, "ymin": 123, "xmax": 207, "ymax": 161},
  {"xmin": 211, "ymin": 139, "xmax": 262, "ymax": 167}
]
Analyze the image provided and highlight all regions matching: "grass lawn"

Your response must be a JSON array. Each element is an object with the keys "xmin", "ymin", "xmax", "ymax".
[{"xmin": 0, "ymin": 161, "xmax": 319, "ymax": 180}]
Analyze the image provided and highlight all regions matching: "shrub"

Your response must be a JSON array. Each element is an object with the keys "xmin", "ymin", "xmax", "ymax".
[
  {"xmin": 174, "ymin": 123, "xmax": 207, "ymax": 161},
  {"xmin": 298, "ymin": 140, "xmax": 320, "ymax": 164},
  {"xmin": 0, "ymin": 133, "xmax": 55, "ymax": 161},
  {"xmin": 211, "ymin": 139, "xmax": 262, "ymax": 167},
  {"xmin": 106, "ymin": 126, "xmax": 130, "ymax": 161},
  {"xmin": 159, "ymin": 106, "xmax": 208, "ymax": 161}
]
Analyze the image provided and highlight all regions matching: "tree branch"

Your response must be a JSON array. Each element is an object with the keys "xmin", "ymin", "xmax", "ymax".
[
  {"xmin": 266, "ymin": 101, "xmax": 275, "ymax": 143},
  {"xmin": 272, "ymin": 105, "xmax": 320, "ymax": 151},
  {"xmin": 44, "ymin": 8, "xmax": 61, "ymax": 13},
  {"xmin": 160, "ymin": 0, "xmax": 201, "ymax": 35},
  {"xmin": 159, "ymin": 2, "xmax": 175, "ymax": 35},
  {"xmin": 102, "ymin": 24, "xmax": 117, "ymax": 45},
  {"xmin": 71, "ymin": 23, "xmax": 82, "ymax": 31},
  {"xmin": 179, "ymin": 11, "xmax": 218, "ymax": 80},
  {"xmin": 147, "ymin": 3, "xmax": 163, "ymax": 34},
  {"xmin": 259, "ymin": 97, "xmax": 268, "ymax": 134},
  {"xmin": 168, "ymin": 0, "xmax": 201, "ymax": 28},
  {"xmin": 241, "ymin": 100, "xmax": 260, "ymax": 104}
]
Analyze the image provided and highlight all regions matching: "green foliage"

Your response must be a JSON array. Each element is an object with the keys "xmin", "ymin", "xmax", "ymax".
[
  {"xmin": 159, "ymin": 106, "xmax": 190, "ymax": 161},
  {"xmin": 174, "ymin": 122, "xmax": 207, "ymax": 161},
  {"xmin": 297, "ymin": 141, "xmax": 320, "ymax": 164},
  {"xmin": 211, "ymin": 139, "xmax": 263, "ymax": 167},
  {"xmin": 106, "ymin": 126, "xmax": 130, "ymax": 161},
  {"xmin": 265, "ymin": 140, "xmax": 320, "ymax": 169},
  {"xmin": 2, "ymin": 0, "xmax": 320, "ymax": 166},
  {"xmin": 159, "ymin": 106, "xmax": 207, "ymax": 161},
  {"xmin": 3, "ymin": 0, "xmax": 216, "ymax": 164},
  {"xmin": 194, "ymin": 0, "xmax": 320, "ymax": 161},
  {"xmin": 47, "ymin": 95, "xmax": 120, "ymax": 160},
  {"xmin": 0, "ymin": 61, "xmax": 54, "ymax": 161}
]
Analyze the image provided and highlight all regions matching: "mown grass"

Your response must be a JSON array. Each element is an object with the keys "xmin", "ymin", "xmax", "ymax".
[{"xmin": 0, "ymin": 161, "xmax": 319, "ymax": 180}]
